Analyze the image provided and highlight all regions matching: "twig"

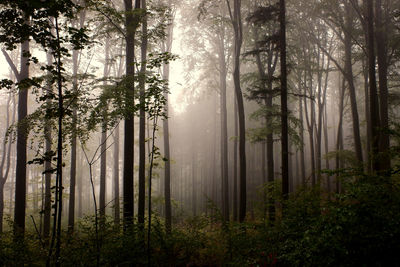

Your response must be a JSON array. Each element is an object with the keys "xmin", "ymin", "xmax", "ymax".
[{"xmin": 31, "ymin": 215, "xmax": 45, "ymax": 249}]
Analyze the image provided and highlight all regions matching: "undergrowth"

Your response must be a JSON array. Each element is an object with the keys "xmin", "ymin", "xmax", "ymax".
[{"xmin": 1, "ymin": 171, "xmax": 399, "ymax": 266}]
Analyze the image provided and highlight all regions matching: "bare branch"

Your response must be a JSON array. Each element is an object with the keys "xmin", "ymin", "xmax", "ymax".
[{"xmin": 2, "ymin": 49, "xmax": 20, "ymax": 81}]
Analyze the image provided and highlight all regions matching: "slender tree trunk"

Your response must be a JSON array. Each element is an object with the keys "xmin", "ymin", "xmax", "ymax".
[
  {"xmin": 280, "ymin": 0, "xmax": 289, "ymax": 200},
  {"xmin": 336, "ymin": 77, "xmax": 346, "ymax": 193},
  {"xmin": 123, "ymin": 0, "xmax": 139, "ymax": 227},
  {"xmin": 162, "ymin": 28, "xmax": 172, "ymax": 230},
  {"xmin": 218, "ymin": 34, "xmax": 229, "ymax": 222},
  {"xmin": 113, "ymin": 124, "xmax": 120, "ymax": 225},
  {"xmin": 14, "ymin": 35, "xmax": 29, "ymax": 235},
  {"xmin": 0, "ymin": 93, "xmax": 13, "ymax": 233},
  {"xmin": 228, "ymin": 0, "xmax": 246, "ymax": 222},
  {"xmin": 362, "ymin": 59, "xmax": 372, "ymax": 173},
  {"xmin": 68, "ymin": 49, "xmax": 78, "ymax": 233},
  {"xmin": 365, "ymin": 0, "xmax": 380, "ymax": 172},
  {"xmin": 138, "ymin": 0, "xmax": 147, "ymax": 226},
  {"xmin": 233, "ymin": 95, "xmax": 238, "ymax": 221},
  {"xmin": 375, "ymin": 0, "xmax": 390, "ymax": 172},
  {"xmin": 298, "ymin": 80, "xmax": 306, "ymax": 186},
  {"xmin": 100, "ymin": 37, "xmax": 111, "ymax": 222},
  {"xmin": 68, "ymin": 7, "xmax": 85, "ymax": 232},
  {"xmin": 323, "ymin": 102, "xmax": 330, "ymax": 192},
  {"xmin": 344, "ymin": 5, "xmax": 364, "ymax": 165},
  {"xmin": 192, "ymin": 150, "xmax": 197, "ymax": 216},
  {"xmin": 43, "ymin": 52, "xmax": 52, "ymax": 240},
  {"xmin": 304, "ymin": 70, "xmax": 316, "ymax": 186}
]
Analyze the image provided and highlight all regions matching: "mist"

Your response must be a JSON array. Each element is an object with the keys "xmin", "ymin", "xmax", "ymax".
[{"xmin": 0, "ymin": 0, "xmax": 399, "ymax": 265}]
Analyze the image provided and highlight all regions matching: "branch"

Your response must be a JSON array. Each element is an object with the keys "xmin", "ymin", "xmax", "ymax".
[
  {"xmin": 225, "ymin": 0, "xmax": 234, "ymax": 23},
  {"xmin": 1, "ymin": 49, "xmax": 20, "ymax": 81},
  {"xmin": 94, "ymin": 4, "xmax": 126, "ymax": 38}
]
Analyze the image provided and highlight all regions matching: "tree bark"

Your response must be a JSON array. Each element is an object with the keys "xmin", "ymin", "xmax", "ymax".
[
  {"xmin": 228, "ymin": 0, "xmax": 247, "ymax": 223},
  {"xmin": 280, "ymin": 0, "xmax": 289, "ymax": 200},
  {"xmin": 344, "ymin": 5, "xmax": 364, "ymax": 165},
  {"xmin": 14, "ymin": 35, "xmax": 29, "ymax": 235},
  {"xmin": 138, "ymin": 0, "xmax": 147, "ymax": 226},
  {"xmin": 162, "ymin": 30, "xmax": 172, "ymax": 231},
  {"xmin": 375, "ymin": 0, "xmax": 390, "ymax": 172},
  {"xmin": 365, "ymin": 0, "xmax": 380, "ymax": 172},
  {"xmin": 218, "ymin": 32, "xmax": 229, "ymax": 222},
  {"xmin": 123, "ymin": 0, "xmax": 139, "ymax": 227},
  {"xmin": 0, "ymin": 93, "xmax": 13, "ymax": 233},
  {"xmin": 100, "ymin": 37, "xmax": 110, "ymax": 221},
  {"xmin": 113, "ymin": 124, "xmax": 120, "ymax": 225},
  {"xmin": 233, "ymin": 95, "xmax": 238, "ymax": 221}
]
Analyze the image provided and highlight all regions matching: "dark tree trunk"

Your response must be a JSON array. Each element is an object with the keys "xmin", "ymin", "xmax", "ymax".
[
  {"xmin": 192, "ymin": 150, "xmax": 197, "ymax": 216},
  {"xmin": 375, "ymin": 0, "xmax": 390, "ymax": 172},
  {"xmin": 14, "ymin": 36, "xmax": 29, "ymax": 235},
  {"xmin": 228, "ymin": 0, "xmax": 246, "ymax": 222},
  {"xmin": 344, "ymin": 5, "xmax": 364, "ymax": 165},
  {"xmin": 218, "ymin": 33, "xmax": 229, "ymax": 222},
  {"xmin": 138, "ymin": 0, "xmax": 147, "ymax": 226},
  {"xmin": 303, "ymin": 68, "xmax": 316, "ymax": 186},
  {"xmin": 362, "ymin": 59, "xmax": 372, "ymax": 173},
  {"xmin": 44, "ymin": 52, "xmax": 53, "ymax": 240},
  {"xmin": 298, "ymin": 79, "xmax": 306, "ymax": 186},
  {"xmin": 100, "ymin": 37, "xmax": 110, "ymax": 222},
  {"xmin": 68, "ymin": 49, "xmax": 78, "ymax": 233},
  {"xmin": 123, "ymin": 0, "xmax": 139, "ymax": 227},
  {"xmin": 233, "ymin": 96, "xmax": 238, "ymax": 221},
  {"xmin": 365, "ymin": 0, "xmax": 380, "ymax": 172},
  {"xmin": 99, "ymin": 127, "xmax": 107, "ymax": 220},
  {"xmin": 113, "ymin": 124, "xmax": 120, "ymax": 225},
  {"xmin": 336, "ymin": 77, "xmax": 346, "ymax": 193},
  {"xmin": 280, "ymin": 0, "xmax": 289, "ymax": 200}
]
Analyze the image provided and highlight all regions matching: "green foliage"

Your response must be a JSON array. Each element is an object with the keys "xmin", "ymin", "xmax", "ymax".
[
  {"xmin": 247, "ymin": 105, "xmax": 302, "ymax": 148},
  {"xmin": 1, "ymin": 172, "xmax": 400, "ymax": 266}
]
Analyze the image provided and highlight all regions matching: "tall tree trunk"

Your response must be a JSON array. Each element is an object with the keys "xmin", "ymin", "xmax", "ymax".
[
  {"xmin": 228, "ymin": 0, "xmax": 246, "ymax": 223},
  {"xmin": 362, "ymin": 58, "xmax": 372, "ymax": 173},
  {"xmin": 298, "ymin": 79, "xmax": 306, "ymax": 186},
  {"xmin": 68, "ymin": 49, "xmax": 78, "ymax": 233},
  {"xmin": 192, "ymin": 150, "xmax": 197, "ymax": 216},
  {"xmin": 123, "ymin": 0, "xmax": 139, "ymax": 227},
  {"xmin": 323, "ymin": 102, "xmax": 330, "ymax": 192},
  {"xmin": 336, "ymin": 76, "xmax": 346, "ymax": 193},
  {"xmin": 113, "ymin": 124, "xmax": 120, "ymax": 225},
  {"xmin": 218, "ymin": 33, "xmax": 229, "ymax": 222},
  {"xmin": 100, "ymin": 37, "xmax": 110, "ymax": 221},
  {"xmin": 280, "ymin": 0, "xmax": 289, "ymax": 200},
  {"xmin": 138, "ymin": 0, "xmax": 147, "ymax": 226},
  {"xmin": 375, "ymin": 0, "xmax": 390, "ymax": 172},
  {"xmin": 0, "ymin": 93, "xmax": 13, "ymax": 233},
  {"xmin": 162, "ymin": 25, "xmax": 172, "ymax": 230},
  {"xmin": 365, "ymin": 0, "xmax": 380, "ymax": 172},
  {"xmin": 304, "ymin": 68, "xmax": 316, "ymax": 186},
  {"xmin": 344, "ymin": 5, "xmax": 364, "ymax": 165},
  {"xmin": 44, "ymin": 52, "xmax": 53, "ymax": 240},
  {"xmin": 233, "ymin": 95, "xmax": 238, "ymax": 221},
  {"xmin": 14, "ymin": 35, "xmax": 29, "ymax": 235}
]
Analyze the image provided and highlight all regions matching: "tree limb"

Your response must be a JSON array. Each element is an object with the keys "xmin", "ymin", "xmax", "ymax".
[{"xmin": 1, "ymin": 49, "xmax": 20, "ymax": 81}]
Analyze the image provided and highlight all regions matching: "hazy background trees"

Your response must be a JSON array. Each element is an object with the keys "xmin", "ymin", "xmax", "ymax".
[{"xmin": 0, "ymin": 1, "xmax": 399, "ymax": 263}]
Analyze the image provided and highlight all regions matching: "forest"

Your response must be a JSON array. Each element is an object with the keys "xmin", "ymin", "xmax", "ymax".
[{"xmin": 0, "ymin": 0, "xmax": 399, "ymax": 266}]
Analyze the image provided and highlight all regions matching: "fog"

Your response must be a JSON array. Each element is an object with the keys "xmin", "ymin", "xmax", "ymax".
[{"xmin": 0, "ymin": 0, "xmax": 399, "ymax": 265}]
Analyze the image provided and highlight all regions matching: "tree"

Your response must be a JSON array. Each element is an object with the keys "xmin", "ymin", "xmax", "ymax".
[
  {"xmin": 226, "ymin": 0, "xmax": 247, "ymax": 223},
  {"xmin": 138, "ymin": 0, "xmax": 148, "ymax": 227},
  {"xmin": 279, "ymin": 0, "xmax": 289, "ymax": 200},
  {"xmin": 123, "ymin": 0, "xmax": 140, "ymax": 228},
  {"xmin": 0, "ymin": 91, "xmax": 15, "ymax": 233},
  {"xmin": 162, "ymin": 7, "xmax": 173, "ymax": 232}
]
